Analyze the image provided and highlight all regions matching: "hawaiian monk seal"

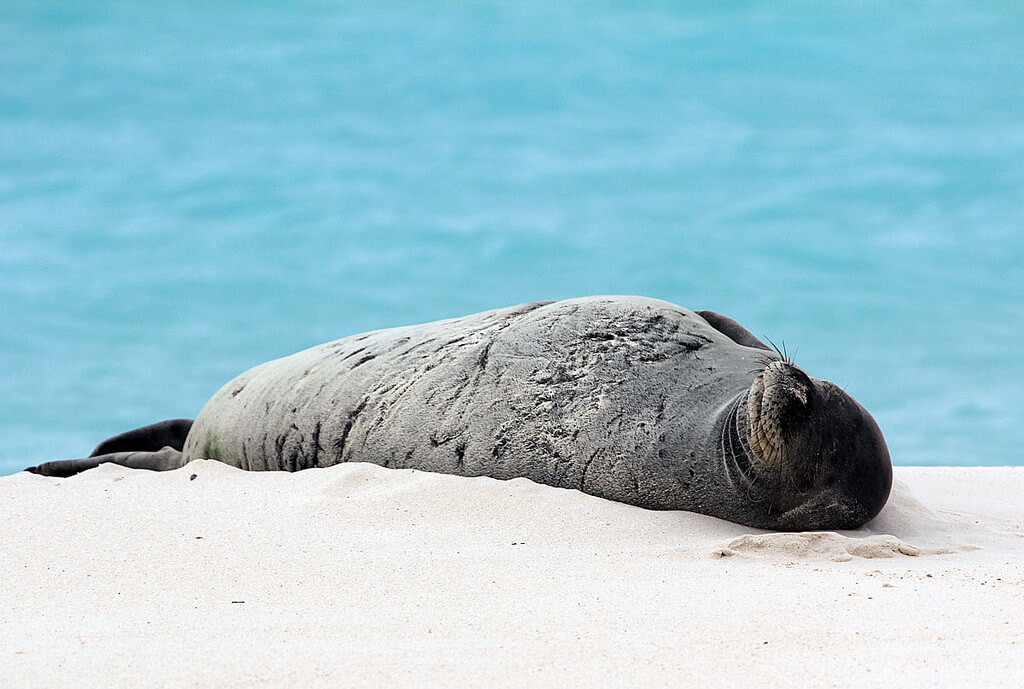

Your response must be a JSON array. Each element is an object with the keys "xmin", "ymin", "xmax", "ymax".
[{"xmin": 28, "ymin": 296, "xmax": 892, "ymax": 530}]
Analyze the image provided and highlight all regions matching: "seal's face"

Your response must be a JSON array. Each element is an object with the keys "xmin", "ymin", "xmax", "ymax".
[{"xmin": 736, "ymin": 359, "xmax": 892, "ymax": 530}]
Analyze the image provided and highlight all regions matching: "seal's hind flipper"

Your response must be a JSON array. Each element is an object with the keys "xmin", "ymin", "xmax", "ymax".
[
  {"xmin": 26, "ymin": 418, "xmax": 194, "ymax": 477},
  {"xmin": 27, "ymin": 446, "xmax": 185, "ymax": 477},
  {"xmin": 696, "ymin": 310, "xmax": 772, "ymax": 352},
  {"xmin": 90, "ymin": 419, "xmax": 193, "ymax": 456}
]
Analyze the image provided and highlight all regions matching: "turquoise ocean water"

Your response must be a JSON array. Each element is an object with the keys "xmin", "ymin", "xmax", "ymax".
[{"xmin": 2, "ymin": 2, "xmax": 1023, "ymax": 474}]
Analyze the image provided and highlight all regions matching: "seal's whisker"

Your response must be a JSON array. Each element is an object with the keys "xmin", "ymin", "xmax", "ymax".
[
  {"xmin": 763, "ymin": 337, "xmax": 795, "ymax": 365},
  {"xmin": 724, "ymin": 397, "xmax": 760, "ymax": 494},
  {"xmin": 734, "ymin": 428, "xmax": 761, "ymax": 493},
  {"xmin": 725, "ymin": 398, "xmax": 751, "ymax": 490},
  {"xmin": 719, "ymin": 405, "xmax": 738, "ymax": 491}
]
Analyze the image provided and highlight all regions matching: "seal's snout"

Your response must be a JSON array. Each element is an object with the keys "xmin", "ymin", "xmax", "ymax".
[{"xmin": 745, "ymin": 360, "xmax": 814, "ymax": 469}]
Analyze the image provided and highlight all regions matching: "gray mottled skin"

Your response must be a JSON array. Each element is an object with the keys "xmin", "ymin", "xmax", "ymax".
[
  {"xmin": 188, "ymin": 297, "xmax": 743, "ymax": 510},
  {"xmin": 29, "ymin": 296, "xmax": 892, "ymax": 530}
]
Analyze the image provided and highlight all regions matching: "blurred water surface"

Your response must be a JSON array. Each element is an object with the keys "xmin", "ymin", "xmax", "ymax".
[{"xmin": 2, "ymin": 1, "xmax": 1023, "ymax": 473}]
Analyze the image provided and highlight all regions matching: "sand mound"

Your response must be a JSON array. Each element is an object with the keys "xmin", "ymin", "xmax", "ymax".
[
  {"xmin": 712, "ymin": 531, "xmax": 953, "ymax": 561},
  {"xmin": 708, "ymin": 478, "xmax": 990, "ymax": 561}
]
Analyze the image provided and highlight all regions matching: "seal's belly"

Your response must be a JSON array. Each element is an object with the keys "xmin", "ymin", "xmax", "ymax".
[{"xmin": 183, "ymin": 297, "xmax": 759, "ymax": 507}]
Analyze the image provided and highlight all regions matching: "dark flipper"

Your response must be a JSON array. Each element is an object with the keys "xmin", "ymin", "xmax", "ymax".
[
  {"xmin": 26, "ymin": 418, "xmax": 194, "ymax": 477},
  {"xmin": 26, "ymin": 446, "xmax": 186, "ymax": 477},
  {"xmin": 89, "ymin": 418, "xmax": 193, "ymax": 456},
  {"xmin": 696, "ymin": 310, "xmax": 772, "ymax": 351}
]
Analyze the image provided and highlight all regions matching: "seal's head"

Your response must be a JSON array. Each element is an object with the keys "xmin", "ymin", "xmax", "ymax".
[{"xmin": 732, "ymin": 358, "xmax": 892, "ymax": 530}]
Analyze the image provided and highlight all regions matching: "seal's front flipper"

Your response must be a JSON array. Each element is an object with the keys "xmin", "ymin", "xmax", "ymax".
[
  {"xmin": 90, "ymin": 418, "xmax": 193, "ymax": 456},
  {"xmin": 26, "ymin": 446, "xmax": 185, "ymax": 477},
  {"xmin": 696, "ymin": 310, "xmax": 772, "ymax": 352}
]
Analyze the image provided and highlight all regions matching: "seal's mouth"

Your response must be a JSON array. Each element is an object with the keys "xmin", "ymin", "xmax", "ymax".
[{"xmin": 745, "ymin": 360, "xmax": 812, "ymax": 471}]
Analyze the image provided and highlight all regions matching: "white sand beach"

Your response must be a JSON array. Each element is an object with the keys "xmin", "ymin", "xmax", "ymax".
[{"xmin": 1, "ymin": 462, "xmax": 1021, "ymax": 688}]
